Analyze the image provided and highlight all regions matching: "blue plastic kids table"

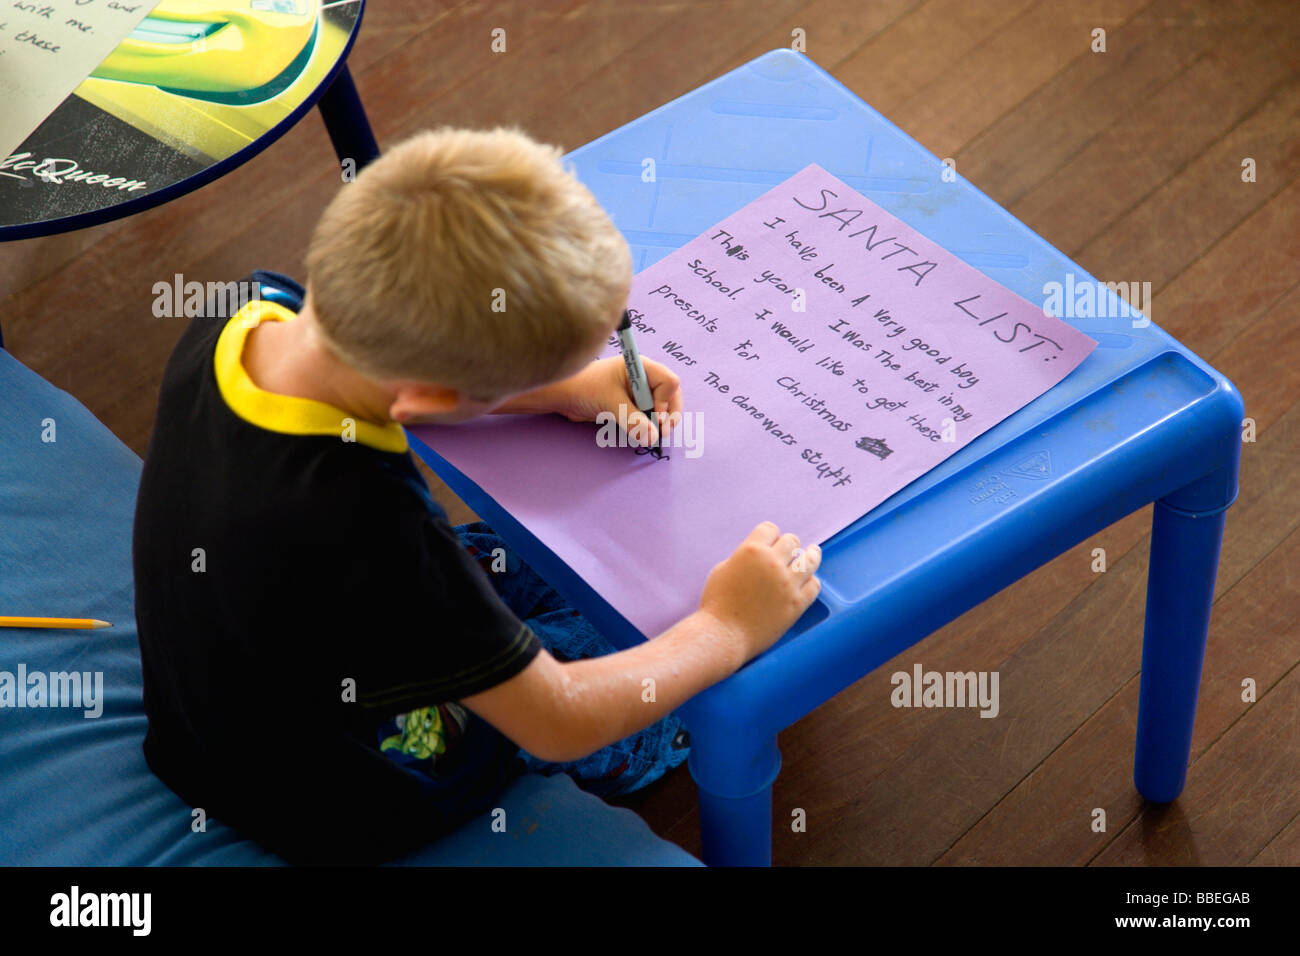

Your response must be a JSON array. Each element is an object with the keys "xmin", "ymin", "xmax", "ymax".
[{"xmin": 407, "ymin": 49, "xmax": 1243, "ymax": 866}]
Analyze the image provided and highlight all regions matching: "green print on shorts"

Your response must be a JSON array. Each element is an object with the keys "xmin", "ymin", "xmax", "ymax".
[{"xmin": 380, "ymin": 704, "xmax": 460, "ymax": 760}]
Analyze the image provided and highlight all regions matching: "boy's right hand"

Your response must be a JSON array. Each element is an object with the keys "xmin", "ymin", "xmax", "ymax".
[{"xmin": 697, "ymin": 521, "xmax": 822, "ymax": 669}]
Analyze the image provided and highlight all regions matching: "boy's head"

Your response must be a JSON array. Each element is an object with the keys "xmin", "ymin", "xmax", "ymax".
[{"xmin": 303, "ymin": 125, "xmax": 631, "ymax": 416}]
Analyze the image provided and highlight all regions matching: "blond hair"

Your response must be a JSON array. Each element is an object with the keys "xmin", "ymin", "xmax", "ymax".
[{"xmin": 304, "ymin": 126, "xmax": 631, "ymax": 399}]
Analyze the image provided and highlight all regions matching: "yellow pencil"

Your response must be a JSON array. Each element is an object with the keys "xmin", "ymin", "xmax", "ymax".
[{"xmin": 0, "ymin": 616, "xmax": 112, "ymax": 630}]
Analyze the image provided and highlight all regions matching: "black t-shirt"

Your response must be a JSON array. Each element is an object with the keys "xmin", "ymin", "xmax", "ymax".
[{"xmin": 132, "ymin": 291, "xmax": 542, "ymax": 864}]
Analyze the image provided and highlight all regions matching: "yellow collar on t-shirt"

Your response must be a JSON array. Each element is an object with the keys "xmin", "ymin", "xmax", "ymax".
[{"xmin": 213, "ymin": 299, "xmax": 409, "ymax": 454}]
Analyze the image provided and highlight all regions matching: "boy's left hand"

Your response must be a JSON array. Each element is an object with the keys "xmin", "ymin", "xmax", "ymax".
[{"xmin": 550, "ymin": 357, "xmax": 683, "ymax": 447}]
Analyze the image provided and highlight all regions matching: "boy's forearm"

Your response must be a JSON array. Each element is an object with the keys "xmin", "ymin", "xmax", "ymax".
[
  {"xmin": 549, "ymin": 609, "xmax": 747, "ymax": 760},
  {"xmin": 490, "ymin": 379, "xmax": 570, "ymax": 416}
]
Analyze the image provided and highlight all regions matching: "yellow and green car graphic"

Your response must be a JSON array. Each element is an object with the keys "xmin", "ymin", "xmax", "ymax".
[
  {"xmin": 0, "ymin": 0, "xmax": 362, "ymax": 231},
  {"xmin": 77, "ymin": 0, "xmax": 357, "ymax": 163}
]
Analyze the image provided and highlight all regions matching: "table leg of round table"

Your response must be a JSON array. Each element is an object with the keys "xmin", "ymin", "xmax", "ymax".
[{"xmin": 317, "ymin": 64, "xmax": 381, "ymax": 170}]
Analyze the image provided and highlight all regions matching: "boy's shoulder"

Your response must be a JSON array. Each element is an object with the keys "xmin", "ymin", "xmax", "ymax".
[{"xmin": 143, "ymin": 291, "xmax": 449, "ymax": 548}]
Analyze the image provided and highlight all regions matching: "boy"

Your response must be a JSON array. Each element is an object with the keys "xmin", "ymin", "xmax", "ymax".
[{"xmin": 132, "ymin": 126, "xmax": 821, "ymax": 864}]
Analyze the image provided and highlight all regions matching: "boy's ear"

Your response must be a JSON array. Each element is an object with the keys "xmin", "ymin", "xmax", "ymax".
[{"xmin": 389, "ymin": 383, "xmax": 464, "ymax": 423}]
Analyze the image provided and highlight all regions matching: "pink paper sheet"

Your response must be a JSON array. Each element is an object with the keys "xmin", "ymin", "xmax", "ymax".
[{"xmin": 411, "ymin": 164, "xmax": 1097, "ymax": 638}]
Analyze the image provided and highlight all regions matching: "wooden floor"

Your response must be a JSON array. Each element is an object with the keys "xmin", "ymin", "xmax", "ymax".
[{"xmin": 4, "ymin": 0, "xmax": 1297, "ymax": 865}]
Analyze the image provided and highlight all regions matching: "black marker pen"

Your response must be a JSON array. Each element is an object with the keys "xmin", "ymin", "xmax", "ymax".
[{"xmin": 615, "ymin": 309, "xmax": 661, "ymax": 455}]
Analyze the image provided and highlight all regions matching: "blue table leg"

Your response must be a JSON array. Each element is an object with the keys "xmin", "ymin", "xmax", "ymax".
[
  {"xmin": 699, "ymin": 786, "xmax": 775, "ymax": 867},
  {"xmin": 686, "ymin": 714, "xmax": 781, "ymax": 866},
  {"xmin": 317, "ymin": 64, "xmax": 380, "ymax": 170},
  {"xmin": 1134, "ymin": 466, "xmax": 1236, "ymax": 803}
]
